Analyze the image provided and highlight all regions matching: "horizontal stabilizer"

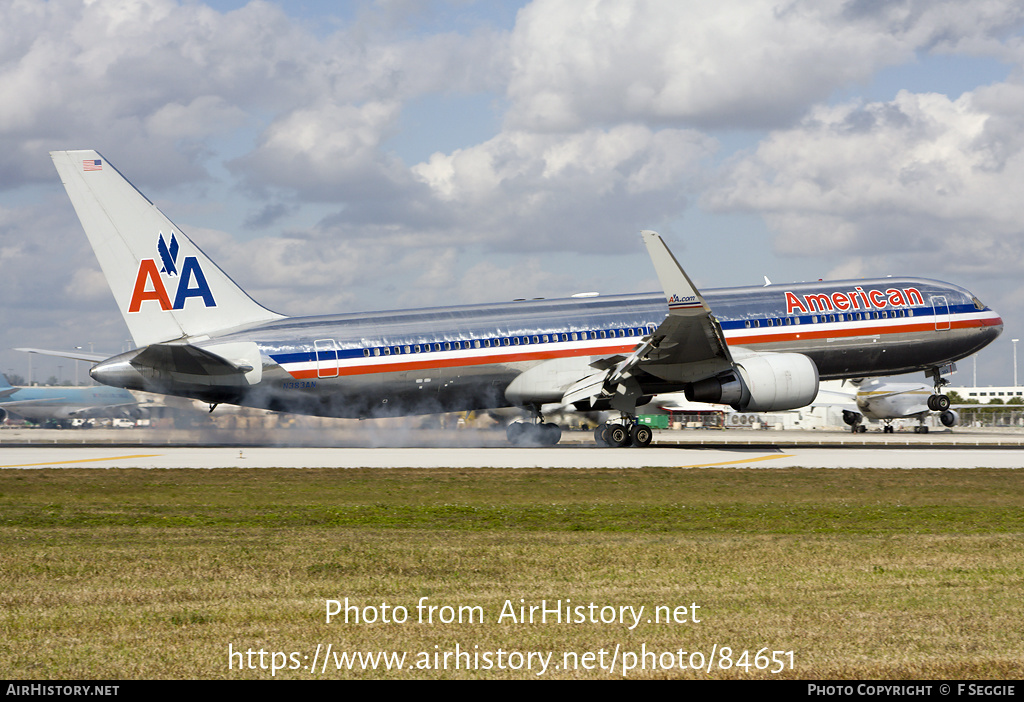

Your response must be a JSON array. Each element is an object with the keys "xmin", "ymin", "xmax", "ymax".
[
  {"xmin": 132, "ymin": 344, "xmax": 249, "ymax": 378},
  {"xmin": 91, "ymin": 341, "xmax": 262, "ymax": 390},
  {"xmin": 16, "ymin": 347, "xmax": 111, "ymax": 363}
]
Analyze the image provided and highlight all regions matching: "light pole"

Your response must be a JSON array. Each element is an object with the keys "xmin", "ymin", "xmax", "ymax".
[{"xmin": 1014, "ymin": 339, "xmax": 1019, "ymax": 387}]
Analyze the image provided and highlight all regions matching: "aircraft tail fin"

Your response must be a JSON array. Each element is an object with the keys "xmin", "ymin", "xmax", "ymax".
[{"xmin": 50, "ymin": 150, "xmax": 283, "ymax": 347}]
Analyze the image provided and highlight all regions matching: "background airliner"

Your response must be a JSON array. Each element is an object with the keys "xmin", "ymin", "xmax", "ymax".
[
  {"xmin": 0, "ymin": 374, "xmax": 139, "ymax": 427},
  {"xmin": 842, "ymin": 378, "xmax": 961, "ymax": 434},
  {"xmin": 46, "ymin": 150, "xmax": 1003, "ymax": 447}
]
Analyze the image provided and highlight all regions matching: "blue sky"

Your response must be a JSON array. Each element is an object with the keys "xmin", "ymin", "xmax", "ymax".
[{"xmin": 2, "ymin": 0, "xmax": 1024, "ymax": 388}]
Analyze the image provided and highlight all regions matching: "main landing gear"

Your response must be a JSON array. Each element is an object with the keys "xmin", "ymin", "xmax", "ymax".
[
  {"xmin": 504, "ymin": 417, "xmax": 655, "ymax": 447},
  {"xmin": 506, "ymin": 420, "xmax": 562, "ymax": 447},
  {"xmin": 594, "ymin": 419, "xmax": 653, "ymax": 448}
]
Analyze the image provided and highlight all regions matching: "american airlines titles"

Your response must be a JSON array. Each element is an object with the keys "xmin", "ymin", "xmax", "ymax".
[
  {"xmin": 668, "ymin": 293, "xmax": 701, "ymax": 308},
  {"xmin": 784, "ymin": 286, "xmax": 924, "ymax": 316}
]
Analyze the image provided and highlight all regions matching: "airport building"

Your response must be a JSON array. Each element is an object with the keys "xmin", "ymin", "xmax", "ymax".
[{"xmin": 948, "ymin": 385, "xmax": 1024, "ymax": 404}]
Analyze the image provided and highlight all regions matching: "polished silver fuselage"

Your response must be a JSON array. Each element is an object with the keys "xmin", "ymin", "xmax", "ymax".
[{"xmin": 152, "ymin": 276, "xmax": 1000, "ymax": 418}]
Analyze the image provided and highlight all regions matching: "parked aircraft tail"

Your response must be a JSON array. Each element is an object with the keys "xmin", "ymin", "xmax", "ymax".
[{"xmin": 50, "ymin": 150, "xmax": 283, "ymax": 347}]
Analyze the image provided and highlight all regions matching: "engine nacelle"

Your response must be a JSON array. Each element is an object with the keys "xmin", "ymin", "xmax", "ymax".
[
  {"xmin": 685, "ymin": 353, "xmax": 819, "ymax": 412},
  {"xmin": 940, "ymin": 410, "xmax": 959, "ymax": 427},
  {"xmin": 842, "ymin": 410, "xmax": 862, "ymax": 427},
  {"xmin": 735, "ymin": 353, "xmax": 819, "ymax": 411},
  {"xmin": 685, "ymin": 371, "xmax": 747, "ymax": 407},
  {"xmin": 0, "ymin": 408, "xmax": 7, "ymax": 423}
]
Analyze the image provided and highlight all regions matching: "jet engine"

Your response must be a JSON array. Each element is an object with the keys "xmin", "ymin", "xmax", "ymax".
[
  {"xmin": 940, "ymin": 410, "xmax": 959, "ymax": 427},
  {"xmin": 686, "ymin": 353, "xmax": 819, "ymax": 412},
  {"xmin": 0, "ymin": 408, "xmax": 7, "ymax": 423}
]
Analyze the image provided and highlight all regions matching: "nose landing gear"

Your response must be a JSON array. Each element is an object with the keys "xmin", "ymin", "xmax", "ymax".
[{"xmin": 926, "ymin": 365, "xmax": 953, "ymax": 412}]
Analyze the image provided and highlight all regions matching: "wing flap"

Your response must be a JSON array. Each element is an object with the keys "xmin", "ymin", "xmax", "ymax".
[{"xmin": 561, "ymin": 371, "xmax": 609, "ymax": 407}]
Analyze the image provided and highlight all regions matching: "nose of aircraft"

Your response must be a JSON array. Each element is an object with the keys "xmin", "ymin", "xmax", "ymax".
[{"xmin": 968, "ymin": 293, "xmax": 1003, "ymax": 350}]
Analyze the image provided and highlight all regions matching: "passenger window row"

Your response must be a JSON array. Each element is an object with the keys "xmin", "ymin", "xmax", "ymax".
[
  {"xmin": 742, "ymin": 308, "xmax": 915, "ymax": 329},
  {"xmin": 357, "ymin": 325, "xmax": 659, "ymax": 357}
]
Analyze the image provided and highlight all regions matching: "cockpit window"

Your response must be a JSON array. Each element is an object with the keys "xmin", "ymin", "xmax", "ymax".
[{"xmin": 973, "ymin": 296, "xmax": 984, "ymax": 310}]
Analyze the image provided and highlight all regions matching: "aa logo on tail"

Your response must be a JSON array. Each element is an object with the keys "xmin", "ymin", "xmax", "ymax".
[{"xmin": 128, "ymin": 232, "xmax": 217, "ymax": 313}]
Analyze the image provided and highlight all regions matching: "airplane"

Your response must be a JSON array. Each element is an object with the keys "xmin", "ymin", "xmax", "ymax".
[
  {"xmin": 45, "ymin": 149, "xmax": 1003, "ymax": 447},
  {"xmin": 842, "ymin": 378, "xmax": 962, "ymax": 434},
  {"xmin": 652, "ymin": 377, "xmax": 963, "ymax": 434},
  {"xmin": 0, "ymin": 374, "xmax": 140, "ymax": 427},
  {"xmin": 643, "ymin": 378, "xmax": 857, "ymax": 425}
]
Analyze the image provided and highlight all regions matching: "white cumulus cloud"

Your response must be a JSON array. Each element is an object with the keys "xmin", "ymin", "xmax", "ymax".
[
  {"xmin": 504, "ymin": 0, "xmax": 1024, "ymax": 130},
  {"xmin": 706, "ymin": 86, "xmax": 1024, "ymax": 275}
]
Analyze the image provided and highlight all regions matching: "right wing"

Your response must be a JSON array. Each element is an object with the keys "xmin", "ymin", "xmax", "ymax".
[{"xmin": 562, "ymin": 231, "xmax": 735, "ymax": 412}]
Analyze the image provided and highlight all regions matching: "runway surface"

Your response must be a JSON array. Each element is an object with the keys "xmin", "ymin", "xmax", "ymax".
[{"xmin": 2, "ymin": 444, "xmax": 1022, "ymax": 469}]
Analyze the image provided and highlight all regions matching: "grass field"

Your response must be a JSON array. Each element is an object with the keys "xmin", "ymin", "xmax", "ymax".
[{"xmin": 1, "ymin": 466, "xmax": 1022, "ymax": 679}]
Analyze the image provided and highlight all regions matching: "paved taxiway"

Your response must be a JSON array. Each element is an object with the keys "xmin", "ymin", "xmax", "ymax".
[{"xmin": 1, "ymin": 444, "xmax": 1022, "ymax": 470}]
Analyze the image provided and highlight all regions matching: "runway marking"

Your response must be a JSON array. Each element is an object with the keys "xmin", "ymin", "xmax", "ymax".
[
  {"xmin": 678, "ymin": 453, "xmax": 794, "ymax": 468},
  {"xmin": 0, "ymin": 454, "xmax": 161, "ymax": 468}
]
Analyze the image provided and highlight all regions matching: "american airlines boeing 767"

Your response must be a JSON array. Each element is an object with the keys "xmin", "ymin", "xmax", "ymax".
[{"xmin": 48, "ymin": 150, "xmax": 1002, "ymax": 447}]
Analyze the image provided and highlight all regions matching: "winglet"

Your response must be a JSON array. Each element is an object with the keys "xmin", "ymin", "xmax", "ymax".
[{"xmin": 640, "ymin": 230, "xmax": 710, "ymax": 314}]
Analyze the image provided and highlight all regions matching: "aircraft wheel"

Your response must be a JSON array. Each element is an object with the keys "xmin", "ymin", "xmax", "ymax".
[
  {"xmin": 594, "ymin": 423, "xmax": 610, "ymax": 447},
  {"xmin": 931, "ymin": 394, "xmax": 951, "ymax": 412},
  {"xmin": 857, "ymin": 425, "xmax": 867, "ymax": 433},
  {"xmin": 883, "ymin": 425, "xmax": 894, "ymax": 434},
  {"xmin": 630, "ymin": 424, "xmax": 653, "ymax": 448},
  {"xmin": 540, "ymin": 422, "xmax": 562, "ymax": 446},
  {"xmin": 507, "ymin": 422, "xmax": 529, "ymax": 446},
  {"xmin": 606, "ymin": 424, "xmax": 630, "ymax": 447},
  {"xmin": 920, "ymin": 425, "xmax": 929, "ymax": 434}
]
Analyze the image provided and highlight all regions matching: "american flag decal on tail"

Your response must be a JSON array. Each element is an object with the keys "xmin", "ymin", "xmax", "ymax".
[{"xmin": 83, "ymin": 159, "xmax": 102, "ymax": 171}]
